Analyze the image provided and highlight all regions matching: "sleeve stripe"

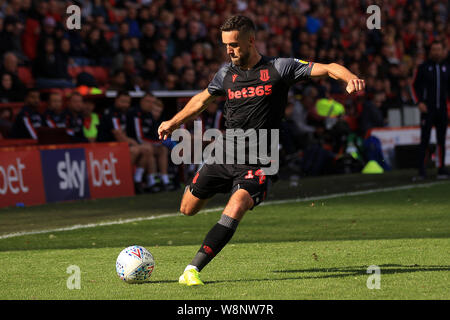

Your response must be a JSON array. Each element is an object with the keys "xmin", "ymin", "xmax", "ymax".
[
  {"xmin": 23, "ymin": 117, "xmax": 38, "ymax": 140},
  {"xmin": 46, "ymin": 118, "xmax": 56, "ymax": 128},
  {"xmin": 112, "ymin": 117, "xmax": 121, "ymax": 130},
  {"xmin": 134, "ymin": 117, "xmax": 143, "ymax": 144}
]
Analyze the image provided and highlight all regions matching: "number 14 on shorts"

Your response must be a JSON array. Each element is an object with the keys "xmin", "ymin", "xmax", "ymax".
[{"xmin": 244, "ymin": 169, "xmax": 266, "ymax": 184}]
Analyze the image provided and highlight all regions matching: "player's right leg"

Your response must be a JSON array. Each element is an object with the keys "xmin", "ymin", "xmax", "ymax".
[
  {"xmin": 417, "ymin": 113, "xmax": 433, "ymax": 179},
  {"xmin": 180, "ymin": 163, "xmax": 231, "ymax": 216},
  {"xmin": 435, "ymin": 113, "xmax": 449, "ymax": 178},
  {"xmin": 179, "ymin": 188, "xmax": 254, "ymax": 286},
  {"xmin": 129, "ymin": 145, "xmax": 146, "ymax": 194},
  {"xmin": 180, "ymin": 185, "xmax": 209, "ymax": 216}
]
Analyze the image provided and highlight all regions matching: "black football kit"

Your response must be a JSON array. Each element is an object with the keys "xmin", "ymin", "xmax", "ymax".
[
  {"xmin": 97, "ymin": 107, "xmax": 129, "ymax": 142},
  {"xmin": 10, "ymin": 105, "xmax": 43, "ymax": 139},
  {"xmin": 189, "ymin": 55, "xmax": 314, "ymax": 208},
  {"xmin": 128, "ymin": 107, "xmax": 162, "ymax": 144},
  {"xmin": 412, "ymin": 60, "xmax": 449, "ymax": 175}
]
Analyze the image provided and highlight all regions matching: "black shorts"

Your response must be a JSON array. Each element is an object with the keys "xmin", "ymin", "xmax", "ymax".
[{"xmin": 189, "ymin": 163, "xmax": 272, "ymax": 209}]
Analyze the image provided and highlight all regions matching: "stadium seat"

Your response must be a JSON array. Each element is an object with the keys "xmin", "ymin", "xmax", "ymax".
[
  {"xmin": 90, "ymin": 66, "xmax": 109, "ymax": 86},
  {"xmin": 402, "ymin": 105, "xmax": 420, "ymax": 126},
  {"xmin": 387, "ymin": 108, "xmax": 402, "ymax": 127},
  {"xmin": 17, "ymin": 66, "xmax": 35, "ymax": 88},
  {"xmin": 68, "ymin": 66, "xmax": 83, "ymax": 79}
]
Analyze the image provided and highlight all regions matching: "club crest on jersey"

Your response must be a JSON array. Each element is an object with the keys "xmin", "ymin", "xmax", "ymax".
[
  {"xmin": 232, "ymin": 74, "xmax": 238, "ymax": 83},
  {"xmin": 260, "ymin": 69, "xmax": 270, "ymax": 81}
]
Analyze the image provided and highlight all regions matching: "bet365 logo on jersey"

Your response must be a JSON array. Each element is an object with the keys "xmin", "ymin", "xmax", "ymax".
[{"xmin": 228, "ymin": 85, "xmax": 272, "ymax": 100}]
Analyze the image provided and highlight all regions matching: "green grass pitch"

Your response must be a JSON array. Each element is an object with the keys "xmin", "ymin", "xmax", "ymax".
[{"xmin": 0, "ymin": 177, "xmax": 449, "ymax": 300}]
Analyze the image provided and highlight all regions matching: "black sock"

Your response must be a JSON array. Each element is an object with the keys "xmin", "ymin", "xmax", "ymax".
[{"xmin": 190, "ymin": 214, "xmax": 239, "ymax": 271}]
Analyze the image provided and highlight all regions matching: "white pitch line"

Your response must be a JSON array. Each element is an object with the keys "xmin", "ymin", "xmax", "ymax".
[{"xmin": 0, "ymin": 181, "xmax": 446, "ymax": 240}]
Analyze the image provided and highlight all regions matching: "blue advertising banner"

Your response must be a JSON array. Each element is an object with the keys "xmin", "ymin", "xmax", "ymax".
[{"xmin": 40, "ymin": 148, "xmax": 91, "ymax": 203}]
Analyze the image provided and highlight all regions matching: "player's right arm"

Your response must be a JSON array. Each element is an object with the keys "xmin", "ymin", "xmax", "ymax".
[{"xmin": 158, "ymin": 89, "xmax": 217, "ymax": 140}]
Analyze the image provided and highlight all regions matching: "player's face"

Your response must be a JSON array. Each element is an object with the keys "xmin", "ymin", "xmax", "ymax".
[
  {"xmin": 429, "ymin": 43, "xmax": 444, "ymax": 62},
  {"xmin": 69, "ymin": 95, "xmax": 83, "ymax": 113},
  {"xmin": 26, "ymin": 91, "xmax": 40, "ymax": 108},
  {"xmin": 115, "ymin": 95, "xmax": 131, "ymax": 111},
  {"xmin": 222, "ymin": 30, "xmax": 251, "ymax": 67},
  {"xmin": 49, "ymin": 94, "xmax": 63, "ymax": 111},
  {"xmin": 151, "ymin": 104, "xmax": 163, "ymax": 120},
  {"xmin": 140, "ymin": 95, "xmax": 153, "ymax": 112}
]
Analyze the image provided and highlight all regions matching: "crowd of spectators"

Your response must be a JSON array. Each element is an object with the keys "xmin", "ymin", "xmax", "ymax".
[{"xmin": 0, "ymin": 0, "xmax": 449, "ymax": 181}]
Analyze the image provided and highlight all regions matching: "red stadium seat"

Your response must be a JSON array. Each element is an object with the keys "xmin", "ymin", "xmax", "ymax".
[
  {"xmin": 91, "ymin": 66, "xmax": 109, "ymax": 86},
  {"xmin": 68, "ymin": 66, "xmax": 83, "ymax": 79},
  {"xmin": 17, "ymin": 66, "xmax": 35, "ymax": 88}
]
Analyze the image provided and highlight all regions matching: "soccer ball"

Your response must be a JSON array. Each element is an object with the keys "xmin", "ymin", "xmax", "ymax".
[{"xmin": 116, "ymin": 245, "xmax": 155, "ymax": 283}]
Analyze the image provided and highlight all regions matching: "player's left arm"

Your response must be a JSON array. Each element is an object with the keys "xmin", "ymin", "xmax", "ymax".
[{"xmin": 310, "ymin": 63, "xmax": 365, "ymax": 94}]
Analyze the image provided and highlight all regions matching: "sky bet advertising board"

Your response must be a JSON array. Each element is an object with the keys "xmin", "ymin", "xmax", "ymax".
[{"xmin": 0, "ymin": 142, "xmax": 134, "ymax": 208}]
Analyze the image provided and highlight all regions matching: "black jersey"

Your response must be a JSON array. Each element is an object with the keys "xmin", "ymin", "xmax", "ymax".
[
  {"xmin": 42, "ymin": 109, "xmax": 71, "ymax": 128},
  {"xmin": 207, "ymin": 56, "xmax": 314, "ymax": 130},
  {"xmin": 206, "ymin": 56, "xmax": 313, "ymax": 168},
  {"xmin": 412, "ymin": 60, "xmax": 449, "ymax": 113},
  {"xmin": 128, "ymin": 107, "xmax": 162, "ymax": 143},
  {"xmin": 66, "ymin": 111, "xmax": 87, "ymax": 142},
  {"xmin": 97, "ymin": 107, "xmax": 129, "ymax": 142},
  {"xmin": 42, "ymin": 108, "xmax": 87, "ymax": 142},
  {"xmin": 10, "ymin": 105, "xmax": 43, "ymax": 139}
]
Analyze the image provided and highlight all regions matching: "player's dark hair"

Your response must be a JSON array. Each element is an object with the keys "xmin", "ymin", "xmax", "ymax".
[
  {"xmin": 25, "ymin": 87, "xmax": 39, "ymax": 96},
  {"xmin": 220, "ymin": 15, "xmax": 256, "ymax": 37}
]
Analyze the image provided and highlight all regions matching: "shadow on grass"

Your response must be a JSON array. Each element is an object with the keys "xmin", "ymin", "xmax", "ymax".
[{"xmin": 206, "ymin": 264, "xmax": 450, "ymax": 284}]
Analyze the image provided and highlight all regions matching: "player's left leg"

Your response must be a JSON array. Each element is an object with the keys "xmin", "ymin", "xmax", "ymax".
[
  {"xmin": 138, "ymin": 144, "xmax": 159, "ymax": 190},
  {"xmin": 179, "ymin": 189, "xmax": 254, "ymax": 286},
  {"xmin": 154, "ymin": 144, "xmax": 172, "ymax": 188},
  {"xmin": 436, "ymin": 113, "xmax": 449, "ymax": 178}
]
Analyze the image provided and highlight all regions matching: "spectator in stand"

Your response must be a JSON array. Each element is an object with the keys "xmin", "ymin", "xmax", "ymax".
[
  {"xmin": 201, "ymin": 102, "xmax": 224, "ymax": 132},
  {"xmin": 85, "ymin": 28, "xmax": 111, "ymax": 66},
  {"xmin": 359, "ymin": 91, "xmax": 387, "ymax": 137},
  {"xmin": 10, "ymin": 88, "xmax": 42, "ymax": 139},
  {"xmin": 161, "ymin": 73, "xmax": 180, "ymax": 91},
  {"xmin": 36, "ymin": 16, "xmax": 57, "ymax": 54},
  {"xmin": 0, "ymin": 72, "xmax": 23, "ymax": 102},
  {"xmin": 179, "ymin": 67, "xmax": 197, "ymax": 90},
  {"xmin": 1, "ymin": 52, "xmax": 26, "ymax": 92},
  {"xmin": 111, "ymin": 21, "xmax": 131, "ymax": 53},
  {"xmin": 33, "ymin": 37, "xmax": 74, "ymax": 88},
  {"xmin": 139, "ymin": 22, "xmax": 156, "ymax": 58},
  {"xmin": 42, "ymin": 91, "xmax": 68, "ymax": 128},
  {"xmin": 96, "ymin": 90, "xmax": 154, "ymax": 194},
  {"xmin": 107, "ymin": 70, "xmax": 134, "ymax": 91},
  {"xmin": 118, "ymin": 54, "xmax": 138, "ymax": 89},
  {"xmin": 140, "ymin": 57, "xmax": 159, "ymax": 91},
  {"xmin": 0, "ymin": 107, "xmax": 13, "ymax": 138},
  {"xmin": 0, "ymin": 15, "xmax": 24, "ymax": 58},
  {"xmin": 65, "ymin": 91, "xmax": 88, "ymax": 143},
  {"xmin": 21, "ymin": 0, "xmax": 47, "ymax": 61},
  {"xmin": 128, "ymin": 94, "xmax": 173, "ymax": 192},
  {"xmin": 112, "ymin": 37, "xmax": 143, "ymax": 74}
]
